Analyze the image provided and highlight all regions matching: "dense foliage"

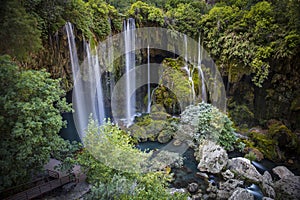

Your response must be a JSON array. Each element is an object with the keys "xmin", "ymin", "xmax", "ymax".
[
  {"xmin": 0, "ymin": 56, "xmax": 71, "ymax": 190},
  {"xmin": 0, "ymin": 0, "xmax": 42, "ymax": 62},
  {"xmin": 1, "ymin": 0, "xmax": 300, "ymax": 196},
  {"xmin": 0, "ymin": 0, "xmax": 122, "ymax": 63},
  {"xmin": 71, "ymin": 119, "xmax": 187, "ymax": 199}
]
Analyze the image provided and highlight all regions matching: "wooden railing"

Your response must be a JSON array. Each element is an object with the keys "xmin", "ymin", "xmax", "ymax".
[{"xmin": 2, "ymin": 173, "xmax": 76, "ymax": 200}]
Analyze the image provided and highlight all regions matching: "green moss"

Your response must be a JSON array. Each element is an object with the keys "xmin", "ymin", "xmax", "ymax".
[
  {"xmin": 135, "ymin": 114, "xmax": 153, "ymax": 126},
  {"xmin": 291, "ymin": 96, "xmax": 300, "ymax": 111},
  {"xmin": 248, "ymin": 131, "xmax": 278, "ymax": 161},
  {"xmin": 130, "ymin": 114, "xmax": 170, "ymax": 142},
  {"xmin": 127, "ymin": 124, "xmax": 148, "ymax": 142},
  {"xmin": 157, "ymin": 130, "xmax": 173, "ymax": 143},
  {"xmin": 150, "ymin": 111, "xmax": 170, "ymax": 120},
  {"xmin": 145, "ymin": 120, "xmax": 167, "ymax": 141},
  {"xmin": 268, "ymin": 122, "xmax": 300, "ymax": 153}
]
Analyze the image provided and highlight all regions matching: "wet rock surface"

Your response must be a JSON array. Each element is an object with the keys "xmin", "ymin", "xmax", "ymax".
[
  {"xmin": 187, "ymin": 182, "xmax": 199, "ymax": 193},
  {"xmin": 272, "ymin": 165, "xmax": 295, "ymax": 179},
  {"xmin": 227, "ymin": 157, "xmax": 262, "ymax": 183},
  {"xmin": 262, "ymin": 171, "xmax": 275, "ymax": 198},
  {"xmin": 273, "ymin": 166, "xmax": 300, "ymax": 200},
  {"xmin": 228, "ymin": 187, "xmax": 254, "ymax": 200},
  {"xmin": 197, "ymin": 141, "xmax": 228, "ymax": 174},
  {"xmin": 221, "ymin": 169, "xmax": 234, "ymax": 180}
]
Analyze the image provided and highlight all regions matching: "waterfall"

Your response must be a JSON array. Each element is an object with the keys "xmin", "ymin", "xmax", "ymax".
[
  {"xmin": 65, "ymin": 22, "xmax": 105, "ymax": 140},
  {"xmin": 124, "ymin": 18, "xmax": 136, "ymax": 126},
  {"xmin": 183, "ymin": 35, "xmax": 196, "ymax": 104},
  {"xmin": 197, "ymin": 36, "xmax": 207, "ymax": 102},
  {"xmin": 86, "ymin": 43, "xmax": 106, "ymax": 125},
  {"xmin": 108, "ymin": 18, "xmax": 115, "ymax": 103},
  {"xmin": 147, "ymin": 45, "xmax": 151, "ymax": 113}
]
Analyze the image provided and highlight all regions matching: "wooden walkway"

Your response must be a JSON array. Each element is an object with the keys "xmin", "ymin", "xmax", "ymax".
[
  {"xmin": 1, "ymin": 159, "xmax": 85, "ymax": 200},
  {"xmin": 3, "ymin": 173, "xmax": 76, "ymax": 200}
]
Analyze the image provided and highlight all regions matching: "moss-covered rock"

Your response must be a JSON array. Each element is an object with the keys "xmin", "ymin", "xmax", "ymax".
[
  {"xmin": 150, "ymin": 111, "xmax": 170, "ymax": 120},
  {"xmin": 248, "ymin": 130, "xmax": 279, "ymax": 161},
  {"xmin": 127, "ymin": 124, "xmax": 148, "ymax": 142},
  {"xmin": 145, "ymin": 120, "xmax": 167, "ymax": 141},
  {"xmin": 157, "ymin": 130, "xmax": 173, "ymax": 143},
  {"xmin": 267, "ymin": 121, "xmax": 300, "ymax": 156},
  {"xmin": 246, "ymin": 121, "xmax": 300, "ymax": 162}
]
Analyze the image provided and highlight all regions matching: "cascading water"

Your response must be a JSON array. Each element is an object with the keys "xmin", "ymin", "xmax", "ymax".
[
  {"xmin": 108, "ymin": 18, "xmax": 115, "ymax": 103},
  {"xmin": 197, "ymin": 36, "xmax": 207, "ymax": 103},
  {"xmin": 183, "ymin": 35, "xmax": 196, "ymax": 104},
  {"xmin": 147, "ymin": 45, "xmax": 151, "ymax": 113},
  {"xmin": 65, "ymin": 22, "xmax": 105, "ymax": 140},
  {"xmin": 124, "ymin": 18, "xmax": 136, "ymax": 125},
  {"xmin": 86, "ymin": 43, "xmax": 106, "ymax": 125}
]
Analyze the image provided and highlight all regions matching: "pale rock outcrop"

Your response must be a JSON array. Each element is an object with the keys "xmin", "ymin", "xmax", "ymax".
[
  {"xmin": 227, "ymin": 157, "xmax": 262, "ymax": 183},
  {"xmin": 273, "ymin": 166, "xmax": 300, "ymax": 200},
  {"xmin": 261, "ymin": 171, "xmax": 275, "ymax": 198},
  {"xmin": 197, "ymin": 141, "xmax": 228, "ymax": 174},
  {"xmin": 228, "ymin": 187, "xmax": 254, "ymax": 200}
]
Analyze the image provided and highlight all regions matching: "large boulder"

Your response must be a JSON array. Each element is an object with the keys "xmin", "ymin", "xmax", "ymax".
[
  {"xmin": 228, "ymin": 188, "xmax": 254, "ymax": 200},
  {"xmin": 273, "ymin": 166, "xmax": 300, "ymax": 200},
  {"xmin": 216, "ymin": 179, "xmax": 244, "ymax": 199},
  {"xmin": 145, "ymin": 120, "xmax": 167, "ymax": 141},
  {"xmin": 262, "ymin": 171, "xmax": 275, "ymax": 199},
  {"xmin": 157, "ymin": 129, "xmax": 172, "ymax": 143},
  {"xmin": 222, "ymin": 169, "xmax": 234, "ymax": 180},
  {"xmin": 128, "ymin": 124, "xmax": 148, "ymax": 142},
  {"xmin": 227, "ymin": 157, "xmax": 262, "ymax": 183},
  {"xmin": 272, "ymin": 166, "xmax": 294, "ymax": 179},
  {"xmin": 274, "ymin": 175, "xmax": 300, "ymax": 200},
  {"xmin": 197, "ymin": 140, "xmax": 228, "ymax": 174}
]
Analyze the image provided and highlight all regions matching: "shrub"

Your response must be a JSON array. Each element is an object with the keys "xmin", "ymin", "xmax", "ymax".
[
  {"xmin": 76, "ymin": 118, "xmax": 187, "ymax": 199},
  {"xmin": 180, "ymin": 102, "xmax": 238, "ymax": 151}
]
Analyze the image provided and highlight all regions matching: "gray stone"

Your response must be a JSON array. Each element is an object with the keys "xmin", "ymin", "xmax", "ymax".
[
  {"xmin": 274, "ymin": 175, "xmax": 300, "ymax": 200},
  {"xmin": 216, "ymin": 189, "xmax": 232, "ymax": 200},
  {"xmin": 192, "ymin": 193, "xmax": 202, "ymax": 200},
  {"xmin": 206, "ymin": 182, "xmax": 218, "ymax": 193},
  {"xmin": 197, "ymin": 140, "xmax": 228, "ymax": 174},
  {"xmin": 216, "ymin": 179, "xmax": 244, "ymax": 199},
  {"xmin": 262, "ymin": 198, "xmax": 274, "ymax": 200},
  {"xmin": 196, "ymin": 172, "xmax": 209, "ymax": 179},
  {"xmin": 228, "ymin": 187, "xmax": 254, "ymax": 200},
  {"xmin": 219, "ymin": 179, "xmax": 244, "ymax": 191},
  {"xmin": 272, "ymin": 166, "xmax": 294, "ymax": 179},
  {"xmin": 222, "ymin": 169, "xmax": 234, "ymax": 180},
  {"xmin": 188, "ymin": 182, "xmax": 199, "ymax": 193},
  {"xmin": 227, "ymin": 157, "xmax": 262, "ymax": 183},
  {"xmin": 262, "ymin": 171, "xmax": 275, "ymax": 198}
]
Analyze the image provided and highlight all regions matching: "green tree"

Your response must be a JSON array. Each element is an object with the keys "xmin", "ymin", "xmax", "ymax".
[
  {"xmin": 0, "ymin": 0, "xmax": 42, "ymax": 62},
  {"xmin": 0, "ymin": 56, "xmax": 72, "ymax": 190},
  {"xmin": 166, "ymin": 2, "xmax": 208, "ymax": 37},
  {"xmin": 71, "ymin": 118, "xmax": 187, "ymax": 199},
  {"xmin": 127, "ymin": 1, "xmax": 164, "ymax": 27}
]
